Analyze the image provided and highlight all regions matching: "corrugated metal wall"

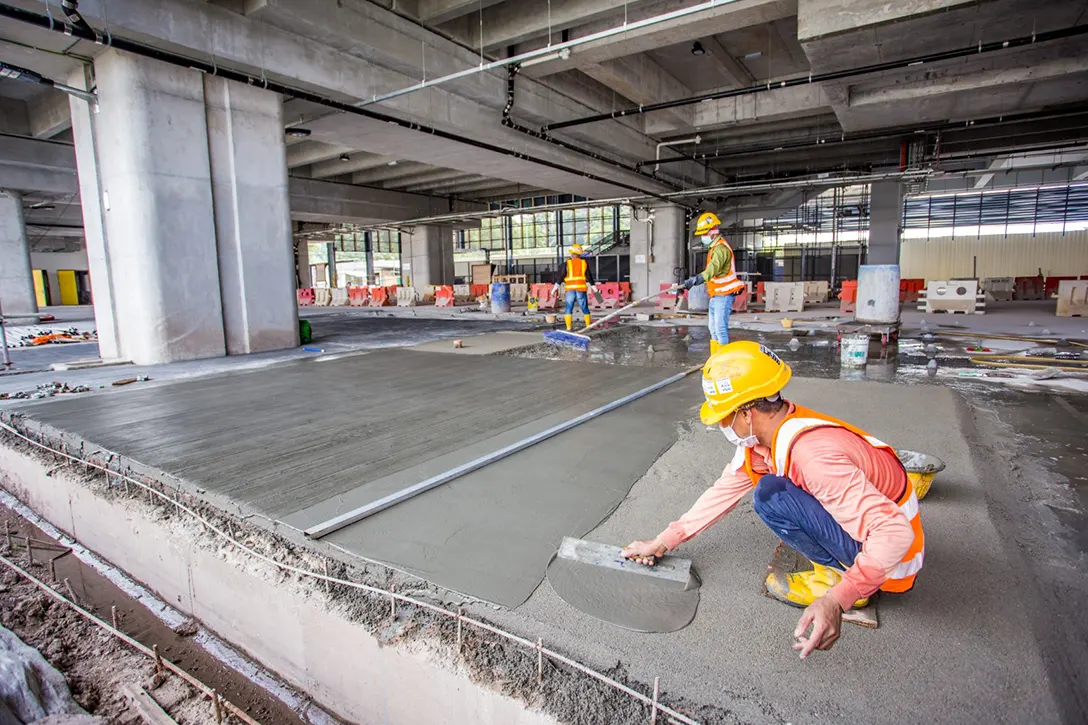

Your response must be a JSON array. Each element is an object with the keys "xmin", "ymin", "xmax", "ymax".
[{"xmin": 900, "ymin": 231, "xmax": 1088, "ymax": 279}]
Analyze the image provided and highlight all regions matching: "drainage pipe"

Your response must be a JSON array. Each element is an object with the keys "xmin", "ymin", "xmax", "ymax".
[
  {"xmin": 0, "ymin": 3, "xmax": 672, "ymax": 202},
  {"xmin": 305, "ymin": 365, "xmax": 702, "ymax": 539},
  {"xmin": 655, "ymin": 135, "xmax": 700, "ymax": 172},
  {"xmin": 356, "ymin": 0, "xmax": 742, "ymax": 108},
  {"xmin": 542, "ymin": 24, "xmax": 1088, "ymax": 132}
]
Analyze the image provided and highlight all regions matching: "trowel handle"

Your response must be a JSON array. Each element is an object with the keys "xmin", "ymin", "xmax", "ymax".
[{"xmin": 582, "ymin": 285, "xmax": 681, "ymax": 334}]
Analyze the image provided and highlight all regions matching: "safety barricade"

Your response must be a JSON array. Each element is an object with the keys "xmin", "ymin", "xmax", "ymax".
[
  {"xmin": 1014, "ymin": 276, "xmax": 1045, "ymax": 300},
  {"xmin": 764, "ymin": 282, "xmax": 805, "ymax": 313},
  {"xmin": 453, "ymin": 284, "xmax": 472, "ymax": 303},
  {"xmin": 1056, "ymin": 279, "xmax": 1088, "ymax": 317},
  {"xmin": 470, "ymin": 284, "xmax": 489, "ymax": 299},
  {"xmin": 396, "ymin": 287, "xmax": 421, "ymax": 307},
  {"xmin": 732, "ymin": 285, "xmax": 750, "ymax": 313},
  {"xmin": 982, "ymin": 277, "xmax": 1014, "ymax": 302},
  {"xmin": 919, "ymin": 280, "xmax": 985, "ymax": 314},
  {"xmin": 595, "ymin": 282, "xmax": 621, "ymax": 309},
  {"xmin": 297, "ymin": 288, "xmax": 315, "ymax": 306},
  {"xmin": 314, "ymin": 288, "xmax": 331, "ymax": 306},
  {"xmin": 531, "ymin": 284, "xmax": 559, "ymax": 310},
  {"xmin": 417, "ymin": 286, "xmax": 436, "ymax": 304},
  {"xmin": 509, "ymin": 283, "xmax": 528, "ymax": 304},
  {"xmin": 802, "ymin": 281, "xmax": 829, "ymax": 304},
  {"xmin": 435, "ymin": 286, "xmax": 456, "ymax": 307},
  {"xmin": 618, "ymin": 282, "xmax": 632, "ymax": 304},
  {"xmin": 367, "ymin": 286, "xmax": 392, "ymax": 307},
  {"xmin": 330, "ymin": 288, "xmax": 349, "ymax": 306},
  {"xmin": 348, "ymin": 286, "xmax": 369, "ymax": 306},
  {"xmin": 657, "ymin": 283, "xmax": 681, "ymax": 310},
  {"xmin": 839, "ymin": 280, "xmax": 857, "ymax": 313},
  {"xmin": 1045, "ymin": 276, "xmax": 1078, "ymax": 299},
  {"xmin": 755, "ymin": 282, "xmax": 766, "ymax": 304},
  {"xmin": 899, "ymin": 278, "xmax": 925, "ymax": 303}
]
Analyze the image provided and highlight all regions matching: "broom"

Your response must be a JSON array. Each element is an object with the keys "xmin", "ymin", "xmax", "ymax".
[{"xmin": 542, "ymin": 284, "xmax": 681, "ymax": 350}]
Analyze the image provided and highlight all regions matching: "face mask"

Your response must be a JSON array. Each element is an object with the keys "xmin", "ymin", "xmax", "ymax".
[
  {"xmin": 721, "ymin": 411, "xmax": 758, "ymax": 448},
  {"xmin": 700, "ymin": 234, "xmax": 714, "ymax": 246}
]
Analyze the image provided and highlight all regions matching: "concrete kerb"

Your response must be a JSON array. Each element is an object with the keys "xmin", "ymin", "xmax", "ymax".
[{"xmin": 0, "ymin": 413, "xmax": 709, "ymax": 725}]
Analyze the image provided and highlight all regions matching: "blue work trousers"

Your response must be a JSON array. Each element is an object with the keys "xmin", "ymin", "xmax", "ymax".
[
  {"xmin": 565, "ymin": 290, "xmax": 589, "ymax": 315},
  {"xmin": 752, "ymin": 475, "xmax": 861, "ymax": 571},
  {"xmin": 707, "ymin": 294, "xmax": 736, "ymax": 345}
]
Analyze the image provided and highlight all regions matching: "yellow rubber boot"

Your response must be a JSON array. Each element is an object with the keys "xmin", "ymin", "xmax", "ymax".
[
  {"xmin": 583, "ymin": 314, "xmax": 592, "ymax": 329},
  {"xmin": 564, "ymin": 314, "xmax": 573, "ymax": 331},
  {"xmin": 764, "ymin": 562, "xmax": 870, "ymax": 609},
  {"xmin": 709, "ymin": 339, "xmax": 720, "ymax": 356}
]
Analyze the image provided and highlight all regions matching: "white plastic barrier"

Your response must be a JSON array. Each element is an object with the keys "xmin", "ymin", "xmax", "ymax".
[
  {"xmin": 314, "ymin": 288, "xmax": 331, "ymax": 306},
  {"xmin": 509, "ymin": 283, "xmax": 528, "ymax": 304},
  {"xmin": 763, "ymin": 282, "xmax": 805, "ymax": 313},
  {"xmin": 802, "ymin": 281, "xmax": 829, "ymax": 304},
  {"xmin": 983, "ymin": 277, "xmax": 1014, "ymax": 302},
  {"xmin": 1056, "ymin": 279, "xmax": 1088, "ymax": 317},
  {"xmin": 396, "ymin": 287, "xmax": 421, "ymax": 307},
  {"xmin": 919, "ymin": 280, "xmax": 985, "ymax": 314},
  {"xmin": 419, "ymin": 285, "xmax": 437, "ymax": 303},
  {"xmin": 330, "ymin": 288, "xmax": 349, "ymax": 306},
  {"xmin": 453, "ymin": 284, "xmax": 472, "ymax": 302}
]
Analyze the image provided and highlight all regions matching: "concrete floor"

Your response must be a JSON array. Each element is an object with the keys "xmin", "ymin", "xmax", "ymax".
[{"xmin": 1, "ymin": 309, "xmax": 1084, "ymax": 724}]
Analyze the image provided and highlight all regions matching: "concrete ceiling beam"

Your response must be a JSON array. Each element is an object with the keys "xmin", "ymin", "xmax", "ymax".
[
  {"xmin": 519, "ymin": 0, "xmax": 796, "ymax": 77},
  {"xmin": 393, "ymin": 169, "xmax": 480, "ymax": 191},
  {"xmin": 289, "ymin": 176, "xmax": 484, "ymax": 224},
  {"xmin": 350, "ymin": 161, "xmax": 434, "ymax": 185},
  {"xmin": 27, "ymin": 92, "xmax": 72, "ymax": 139},
  {"xmin": 0, "ymin": 135, "xmax": 78, "ymax": 194},
  {"xmin": 419, "ymin": 0, "xmax": 505, "ymax": 25},
  {"xmin": 580, "ymin": 54, "xmax": 695, "ymax": 131},
  {"xmin": 700, "ymin": 35, "xmax": 756, "ymax": 89},
  {"xmin": 651, "ymin": 83, "xmax": 831, "ymax": 136},
  {"xmin": 285, "ymin": 140, "xmax": 356, "ymax": 168},
  {"xmin": 311, "ymin": 153, "xmax": 396, "ymax": 179},
  {"xmin": 0, "ymin": 99, "xmax": 30, "ymax": 136}
]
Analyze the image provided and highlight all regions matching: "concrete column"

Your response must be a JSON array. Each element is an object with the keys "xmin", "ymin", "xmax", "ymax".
[
  {"xmin": 404, "ymin": 225, "xmax": 454, "ymax": 287},
  {"xmin": 628, "ymin": 203, "xmax": 687, "ymax": 299},
  {"xmin": 68, "ymin": 66, "xmax": 122, "ymax": 360},
  {"xmin": 868, "ymin": 182, "xmax": 904, "ymax": 265},
  {"xmin": 364, "ymin": 233, "xmax": 375, "ymax": 285},
  {"xmin": 70, "ymin": 50, "xmax": 298, "ymax": 364},
  {"xmin": 296, "ymin": 240, "xmax": 310, "ymax": 288},
  {"xmin": 326, "ymin": 242, "xmax": 338, "ymax": 288},
  {"xmin": 0, "ymin": 191, "xmax": 38, "ymax": 317},
  {"xmin": 205, "ymin": 75, "xmax": 298, "ymax": 355}
]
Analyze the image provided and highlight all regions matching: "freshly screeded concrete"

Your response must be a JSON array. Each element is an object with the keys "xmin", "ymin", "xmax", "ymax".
[{"xmin": 13, "ymin": 349, "xmax": 691, "ymax": 607}]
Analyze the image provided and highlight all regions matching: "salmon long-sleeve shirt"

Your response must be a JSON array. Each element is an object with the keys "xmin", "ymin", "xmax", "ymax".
[{"xmin": 656, "ymin": 421, "xmax": 915, "ymax": 610}]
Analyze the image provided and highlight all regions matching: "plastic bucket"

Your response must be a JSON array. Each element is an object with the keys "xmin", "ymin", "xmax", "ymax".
[
  {"xmin": 490, "ymin": 283, "xmax": 511, "ymax": 314},
  {"xmin": 687, "ymin": 283, "xmax": 709, "ymax": 312},
  {"xmin": 896, "ymin": 449, "xmax": 946, "ymax": 500},
  {"xmin": 840, "ymin": 333, "xmax": 869, "ymax": 367}
]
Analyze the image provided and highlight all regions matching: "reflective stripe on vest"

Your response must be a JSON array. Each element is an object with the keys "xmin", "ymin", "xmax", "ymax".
[
  {"xmin": 742, "ymin": 404, "xmax": 924, "ymax": 593},
  {"xmin": 705, "ymin": 238, "xmax": 745, "ymax": 297},
  {"xmin": 565, "ymin": 258, "xmax": 588, "ymax": 291}
]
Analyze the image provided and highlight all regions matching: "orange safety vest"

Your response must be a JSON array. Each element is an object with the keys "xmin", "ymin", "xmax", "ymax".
[
  {"xmin": 737, "ymin": 404, "xmax": 924, "ymax": 593},
  {"xmin": 705, "ymin": 238, "xmax": 745, "ymax": 297},
  {"xmin": 564, "ymin": 258, "xmax": 588, "ymax": 292}
]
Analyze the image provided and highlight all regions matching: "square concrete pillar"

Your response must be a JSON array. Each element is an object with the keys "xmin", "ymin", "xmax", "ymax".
[
  {"xmin": 205, "ymin": 75, "xmax": 298, "ymax": 355},
  {"xmin": 403, "ymin": 225, "xmax": 454, "ymax": 287},
  {"xmin": 629, "ymin": 204, "xmax": 687, "ymax": 299},
  {"xmin": 295, "ymin": 240, "xmax": 310, "ymax": 289},
  {"xmin": 0, "ymin": 191, "xmax": 38, "ymax": 317},
  {"xmin": 868, "ymin": 182, "xmax": 904, "ymax": 265}
]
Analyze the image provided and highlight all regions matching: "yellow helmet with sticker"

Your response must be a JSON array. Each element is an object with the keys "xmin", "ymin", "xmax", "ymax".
[
  {"xmin": 700, "ymin": 341, "xmax": 792, "ymax": 425},
  {"xmin": 569, "ymin": 244, "xmax": 585, "ymax": 257},
  {"xmin": 694, "ymin": 212, "xmax": 721, "ymax": 236}
]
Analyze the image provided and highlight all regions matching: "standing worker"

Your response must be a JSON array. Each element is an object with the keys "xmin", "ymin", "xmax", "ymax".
[
  {"xmin": 622, "ymin": 341, "xmax": 924, "ymax": 659},
  {"xmin": 555, "ymin": 243, "xmax": 596, "ymax": 331},
  {"xmin": 682, "ymin": 212, "xmax": 745, "ymax": 355}
]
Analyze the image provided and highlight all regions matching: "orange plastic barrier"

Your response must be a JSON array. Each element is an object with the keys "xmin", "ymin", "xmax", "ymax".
[
  {"xmin": 899, "ymin": 278, "xmax": 925, "ymax": 303},
  {"xmin": 755, "ymin": 282, "xmax": 766, "ymax": 304},
  {"xmin": 367, "ymin": 286, "xmax": 392, "ymax": 307},
  {"xmin": 839, "ymin": 280, "xmax": 858, "ymax": 313},
  {"xmin": 435, "ymin": 286, "xmax": 456, "ymax": 307},
  {"xmin": 470, "ymin": 284, "xmax": 489, "ymax": 299},
  {"xmin": 618, "ymin": 282, "xmax": 632, "ymax": 304},
  {"xmin": 348, "ymin": 286, "xmax": 369, "ymax": 306},
  {"xmin": 297, "ymin": 288, "xmax": 315, "ymax": 306},
  {"xmin": 1014, "ymin": 276, "xmax": 1045, "ymax": 300},
  {"xmin": 657, "ymin": 282, "xmax": 681, "ymax": 310},
  {"xmin": 531, "ymin": 284, "xmax": 559, "ymax": 310},
  {"xmin": 732, "ymin": 286, "xmax": 749, "ymax": 313}
]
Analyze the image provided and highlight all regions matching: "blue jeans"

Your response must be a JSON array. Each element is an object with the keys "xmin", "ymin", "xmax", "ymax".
[
  {"xmin": 565, "ymin": 290, "xmax": 589, "ymax": 315},
  {"xmin": 752, "ymin": 475, "xmax": 861, "ymax": 571},
  {"xmin": 707, "ymin": 294, "xmax": 735, "ymax": 344}
]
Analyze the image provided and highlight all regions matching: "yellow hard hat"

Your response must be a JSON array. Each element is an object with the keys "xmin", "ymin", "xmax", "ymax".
[
  {"xmin": 569, "ymin": 244, "xmax": 584, "ymax": 256},
  {"xmin": 694, "ymin": 212, "xmax": 721, "ymax": 236},
  {"xmin": 700, "ymin": 341, "xmax": 792, "ymax": 425}
]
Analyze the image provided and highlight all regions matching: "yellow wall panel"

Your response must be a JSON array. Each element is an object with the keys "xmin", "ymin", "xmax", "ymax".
[
  {"xmin": 901, "ymin": 231, "xmax": 1088, "ymax": 280},
  {"xmin": 57, "ymin": 270, "xmax": 79, "ymax": 305}
]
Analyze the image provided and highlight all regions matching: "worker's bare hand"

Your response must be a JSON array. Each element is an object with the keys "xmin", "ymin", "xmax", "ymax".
[
  {"xmin": 792, "ymin": 594, "xmax": 843, "ymax": 659},
  {"xmin": 622, "ymin": 539, "xmax": 666, "ymax": 566}
]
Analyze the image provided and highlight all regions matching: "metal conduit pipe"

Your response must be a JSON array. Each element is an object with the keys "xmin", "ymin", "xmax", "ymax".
[
  {"xmin": 542, "ymin": 24, "xmax": 1088, "ymax": 133},
  {"xmin": 655, "ymin": 135, "xmax": 700, "ymax": 172},
  {"xmin": 0, "ymin": 3, "xmax": 675, "ymax": 204},
  {"xmin": 356, "ymin": 0, "xmax": 741, "ymax": 107}
]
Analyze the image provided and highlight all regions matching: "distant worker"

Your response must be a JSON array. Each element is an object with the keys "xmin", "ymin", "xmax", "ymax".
[
  {"xmin": 622, "ymin": 342, "xmax": 923, "ymax": 659},
  {"xmin": 681, "ymin": 212, "xmax": 745, "ymax": 355},
  {"xmin": 555, "ymin": 243, "xmax": 596, "ymax": 331}
]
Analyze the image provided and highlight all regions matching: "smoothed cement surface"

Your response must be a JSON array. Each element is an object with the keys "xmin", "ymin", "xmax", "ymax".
[
  {"xmin": 546, "ymin": 552, "xmax": 701, "ymax": 633},
  {"xmin": 487, "ymin": 376, "xmax": 1066, "ymax": 725},
  {"xmin": 14, "ymin": 348, "xmax": 691, "ymax": 607}
]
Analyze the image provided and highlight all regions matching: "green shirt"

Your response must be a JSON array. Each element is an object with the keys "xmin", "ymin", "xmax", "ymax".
[{"xmin": 701, "ymin": 242, "xmax": 733, "ymax": 283}]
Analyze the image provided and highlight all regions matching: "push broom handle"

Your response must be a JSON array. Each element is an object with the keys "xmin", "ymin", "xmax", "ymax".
[{"xmin": 581, "ymin": 284, "xmax": 681, "ymax": 334}]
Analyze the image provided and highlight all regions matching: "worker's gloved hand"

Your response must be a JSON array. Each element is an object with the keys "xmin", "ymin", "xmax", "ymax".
[
  {"xmin": 682, "ymin": 275, "xmax": 703, "ymax": 290},
  {"xmin": 551, "ymin": 283, "xmax": 561, "ymax": 294},
  {"xmin": 622, "ymin": 539, "xmax": 667, "ymax": 567}
]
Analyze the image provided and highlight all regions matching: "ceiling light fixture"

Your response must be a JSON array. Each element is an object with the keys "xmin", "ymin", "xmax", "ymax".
[
  {"xmin": 691, "ymin": 41, "xmax": 705, "ymax": 56},
  {"xmin": 339, "ymin": 153, "xmax": 350, "ymax": 161},
  {"xmin": 743, "ymin": 51, "xmax": 762, "ymax": 60},
  {"xmin": 387, "ymin": 160, "xmax": 398, "ymax": 166},
  {"xmin": 286, "ymin": 127, "xmax": 312, "ymax": 138}
]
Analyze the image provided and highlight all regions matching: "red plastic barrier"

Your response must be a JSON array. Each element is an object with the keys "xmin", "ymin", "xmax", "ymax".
[
  {"xmin": 297, "ymin": 288, "xmax": 315, "ymax": 306},
  {"xmin": 348, "ymin": 286, "xmax": 369, "ymax": 306},
  {"xmin": 470, "ymin": 284, "xmax": 489, "ymax": 299},
  {"xmin": 839, "ymin": 280, "xmax": 858, "ymax": 313},
  {"xmin": 531, "ymin": 284, "xmax": 559, "ymax": 310},
  {"xmin": 367, "ymin": 286, "xmax": 391, "ymax": 307},
  {"xmin": 1045, "ymin": 276, "xmax": 1077, "ymax": 298},
  {"xmin": 1014, "ymin": 276, "xmax": 1045, "ymax": 300},
  {"xmin": 899, "ymin": 278, "xmax": 925, "ymax": 303},
  {"xmin": 657, "ymin": 282, "xmax": 680, "ymax": 310},
  {"xmin": 618, "ymin": 282, "xmax": 632, "ymax": 304},
  {"xmin": 435, "ymin": 286, "xmax": 455, "ymax": 307},
  {"xmin": 732, "ymin": 286, "xmax": 749, "ymax": 313},
  {"xmin": 595, "ymin": 282, "xmax": 622, "ymax": 309},
  {"xmin": 755, "ymin": 282, "xmax": 766, "ymax": 304}
]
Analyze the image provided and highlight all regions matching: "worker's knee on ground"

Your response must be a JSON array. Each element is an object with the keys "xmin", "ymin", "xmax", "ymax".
[{"xmin": 752, "ymin": 475, "xmax": 796, "ymax": 521}]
